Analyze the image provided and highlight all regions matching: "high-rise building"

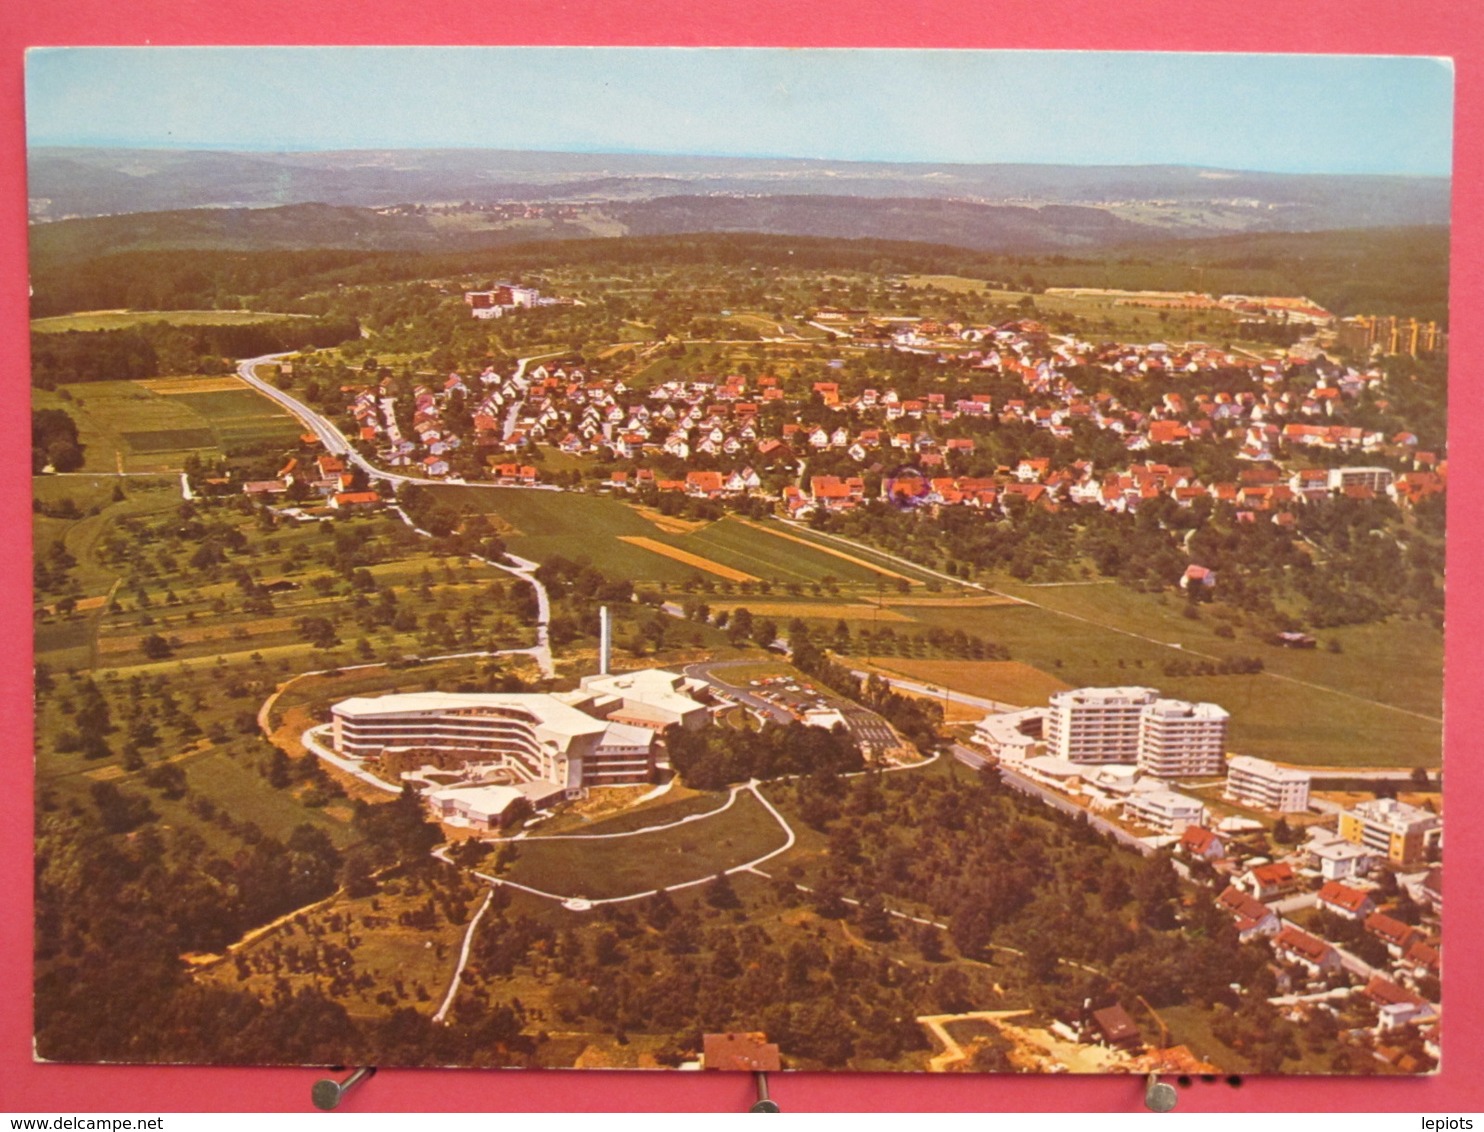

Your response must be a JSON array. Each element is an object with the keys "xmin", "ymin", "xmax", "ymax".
[
  {"xmin": 1336, "ymin": 315, "xmax": 1447, "ymax": 358},
  {"xmin": 1138, "ymin": 699, "xmax": 1230, "ymax": 777},
  {"xmin": 1045, "ymin": 687, "xmax": 1228, "ymax": 775},
  {"xmin": 1045, "ymin": 686, "xmax": 1156, "ymax": 764}
]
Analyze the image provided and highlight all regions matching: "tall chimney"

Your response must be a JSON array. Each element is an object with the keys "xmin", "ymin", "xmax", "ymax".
[{"xmin": 599, "ymin": 606, "xmax": 611, "ymax": 676}]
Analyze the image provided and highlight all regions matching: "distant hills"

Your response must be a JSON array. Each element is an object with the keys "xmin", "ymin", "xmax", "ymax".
[
  {"xmin": 29, "ymin": 147, "xmax": 1450, "ymax": 246},
  {"xmin": 24, "ymin": 147, "xmax": 1452, "ymax": 325},
  {"xmin": 28, "ymin": 197, "xmax": 1176, "ymax": 262}
]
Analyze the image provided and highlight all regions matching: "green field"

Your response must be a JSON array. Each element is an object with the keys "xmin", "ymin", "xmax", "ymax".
[
  {"xmin": 900, "ymin": 275, "xmax": 1249, "ymax": 343},
  {"xmin": 502, "ymin": 788, "xmax": 787, "ymax": 901},
  {"xmin": 993, "ymin": 579, "xmax": 1444, "ymax": 721},
  {"xmin": 31, "ymin": 309, "xmax": 310, "ymax": 333},
  {"xmin": 904, "ymin": 596, "xmax": 1442, "ymax": 768},
  {"xmin": 420, "ymin": 479, "xmax": 1441, "ymax": 768},
  {"xmin": 424, "ymin": 487, "xmax": 932, "ymax": 587},
  {"xmin": 33, "ymin": 379, "xmax": 300, "ymax": 472}
]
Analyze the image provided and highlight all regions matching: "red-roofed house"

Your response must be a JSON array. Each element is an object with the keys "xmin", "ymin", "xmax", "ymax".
[
  {"xmin": 1363, "ymin": 975, "xmax": 1436, "ymax": 1031},
  {"xmin": 330, "ymin": 491, "xmax": 382, "ymax": 512},
  {"xmin": 685, "ymin": 470, "xmax": 726, "ymax": 498},
  {"xmin": 1402, "ymin": 938, "xmax": 1441, "ymax": 977},
  {"xmin": 1365, "ymin": 912, "xmax": 1421, "ymax": 958},
  {"xmin": 1273, "ymin": 926, "xmax": 1342, "ymax": 976},
  {"xmin": 1316, "ymin": 881, "xmax": 1375, "ymax": 921},
  {"xmin": 1180, "ymin": 564, "xmax": 1216, "ymax": 591},
  {"xmin": 1217, "ymin": 885, "xmax": 1280, "ymax": 942},
  {"xmin": 1241, "ymin": 861, "xmax": 1298, "ymax": 901},
  {"xmin": 1179, "ymin": 826, "xmax": 1225, "ymax": 861}
]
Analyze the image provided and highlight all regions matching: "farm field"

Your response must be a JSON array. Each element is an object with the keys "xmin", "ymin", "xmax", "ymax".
[
  {"xmin": 710, "ymin": 599, "xmax": 916, "ymax": 624},
  {"xmin": 499, "ymin": 788, "xmax": 787, "ymax": 901},
  {"xmin": 750, "ymin": 521, "xmax": 941, "ymax": 584},
  {"xmin": 31, "ymin": 309, "xmax": 312, "ymax": 333},
  {"xmin": 616, "ymin": 536, "xmax": 758, "ymax": 582},
  {"xmin": 898, "ymin": 275, "xmax": 1249, "ymax": 342},
  {"xmin": 421, "ymin": 488, "xmax": 1450, "ymax": 768},
  {"xmin": 991, "ymin": 578, "xmax": 1444, "ymax": 722},
  {"xmin": 424, "ymin": 487, "xmax": 931, "ymax": 588},
  {"xmin": 867, "ymin": 658, "xmax": 1073, "ymax": 708},
  {"xmin": 32, "ymin": 377, "xmax": 300, "ymax": 472}
]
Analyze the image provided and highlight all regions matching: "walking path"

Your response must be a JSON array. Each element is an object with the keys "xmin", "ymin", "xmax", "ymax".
[
  {"xmin": 432, "ymin": 888, "xmax": 495, "ymax": 1024},
  {"xmin": 463, "ymin": 781, "xmax": 795, "ymax": 910}
]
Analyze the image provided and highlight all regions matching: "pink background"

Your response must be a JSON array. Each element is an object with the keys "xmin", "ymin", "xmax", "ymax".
[{"xmin": 2, "ymin": 0, "xmax": 1481, "ymax": 1113}]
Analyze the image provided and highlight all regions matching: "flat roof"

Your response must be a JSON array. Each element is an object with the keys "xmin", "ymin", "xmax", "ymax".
[
  {"xmin": 333, "ymin": 692, "xmax": 610, "ymax": 739},
  {"xmin": 1227, "ymin": 754, "xmax": 1311, "ymax": 781},
  {"xmin": 1146, "ymin": 698, "xmax": 1229, "ymax": 721}
]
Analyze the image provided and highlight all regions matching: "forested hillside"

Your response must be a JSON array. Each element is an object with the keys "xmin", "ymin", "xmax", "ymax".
[{"xmin": 30, "ymin": 226, "xmax": 1450, "ymax": 325}]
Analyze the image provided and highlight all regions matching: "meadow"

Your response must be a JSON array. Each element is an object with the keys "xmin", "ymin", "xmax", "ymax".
[
  {"xmin": 501, "ymin": 788, "xmax": 788, "ymax": 901},
  {"xmin": 33, "ymin": 377, "xmax": 300, "ymax": 473},
  {"xmin": 901, "ymin": 598, "xmax": 1442, "ymax": 769},
  {"xmin": 30, "ymin": 309, "xmax": 313, "ymax": 334},
  {"xmin": 901, "ymin": 275, "xmax": 1272, "ymax": 346},
  {"xmin": 424, "ymin": 487, "xmax": 937, "ymax": 587},
  {"xmin": 420, "ymin": 482, "xmax": 1439, "ymax": 766}
]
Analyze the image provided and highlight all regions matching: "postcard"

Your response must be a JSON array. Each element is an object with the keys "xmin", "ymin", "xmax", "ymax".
[{"xmin": 27, "ymin": 47, "xmax": 1449, "ymax": 1074}]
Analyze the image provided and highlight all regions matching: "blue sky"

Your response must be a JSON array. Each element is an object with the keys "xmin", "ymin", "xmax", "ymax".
[{"xmin": 25, "ymin": 48, "xmax": 1454, "ymax": 175}]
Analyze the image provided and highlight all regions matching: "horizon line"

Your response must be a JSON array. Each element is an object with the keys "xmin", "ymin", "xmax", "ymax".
[{"xmin": 22, "ymin": 141, "xmax": 1453, "ymax": 179}]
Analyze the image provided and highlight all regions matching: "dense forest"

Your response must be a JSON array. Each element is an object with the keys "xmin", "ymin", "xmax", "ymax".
[
  {"xmin": 30, "ymin": 316, "xmax": 361, "ymax": 388},
  {"xmin": 30, "ymin": 227, "xmax": 1450, "ymax": 325}
]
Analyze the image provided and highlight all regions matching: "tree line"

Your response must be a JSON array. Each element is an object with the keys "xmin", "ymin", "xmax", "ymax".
[{"xmin": 30, "ymin": 316, "xmax": 361, "ymax": 388}]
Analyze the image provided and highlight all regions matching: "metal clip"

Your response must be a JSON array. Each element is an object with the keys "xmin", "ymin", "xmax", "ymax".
[
  {"xmin": 311, "ymin": 1067, "xmax": 377, "ymax": 1111},
  {"xmin": 1144, "ymin": 1072, "xmax": 1178, "ymax": 1113},
  {"xmin": 749, "ymin": 1070, "xmax": 781, "ymax": 1113}
]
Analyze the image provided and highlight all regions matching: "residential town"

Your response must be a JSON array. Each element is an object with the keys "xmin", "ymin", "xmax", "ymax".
[
  {"xmin": 963, "ymin": 682, "xmax": 1441, "ymax": 1073},
  {"xmin": 243, "ymin": 291, "xmax": 1445, "ymax": 534}
]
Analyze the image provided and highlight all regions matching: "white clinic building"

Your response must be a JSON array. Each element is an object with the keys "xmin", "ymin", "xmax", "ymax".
[
  {"xmin": 331, "ymin": 691, "xmax": 649, "ymax": 793},
  {"xmin": 1122, "ymin": 789, "xmax": 1208, "ymax": 835}
]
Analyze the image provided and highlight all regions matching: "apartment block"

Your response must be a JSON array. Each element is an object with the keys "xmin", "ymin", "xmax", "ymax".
[
  {"xmin": 1138, "ymin": 698, "xmax": 1230, "ymax": 777},
  {"xmin": 1045, "ymin": 687, "xmax": 1156, "ymax": 764},
  {"xmin": 1338, "ymin": 797, "xmax": 1441, "ymax": 867},
  {"xmin": 1225, "ymin": 754, "xmax": 1312, "ymax": 813},
  {"xmin": 1044, "ymin": 686, "xmax": 1228, "ymax": 776}
]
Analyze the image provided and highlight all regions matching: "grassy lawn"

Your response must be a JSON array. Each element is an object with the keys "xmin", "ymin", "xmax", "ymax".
[
  {"xmin": 682, "ymin": 518, "xmax": 905, "ymax": 585},
  {"xmin": 501, "ymin": 788, "xmax": 788, "ymax": 901},
  {"xmin": 1152, "ymin": 1004, "xmax": 1252, "ymax": 1074},
  {"xmin": 36, "ymin": 739, "xmax": 357, "ymax": 861},
  {"xmin": 746, "ymin": 521, "xmax": 941, "ymax": 585},
  {"xmin": 422, "ymin": 490, "xmax": 930, "ymax": 588},
  {"xmin": 898, "ymin": 276, "xmax": 1249, "ymax": 343},
  {"xmin": 702, "ymin": 660, "xmax": 801, "ymax": 687},
  {"xmin": 529, "ymin": 788, "xmax": 727, "ymax": 838},
  {"xmin": 426, "ymin": 486, "xmax": 701, "ymax": 582},
  {"xmin": 31, "ymin": 309, "xmax": 312, "ymax": 333}
]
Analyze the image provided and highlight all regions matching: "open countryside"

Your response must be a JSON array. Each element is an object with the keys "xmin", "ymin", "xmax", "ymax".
[{"xmin": 30, "ymin": 69, "xmax": 1447, "ymax": 1077}]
